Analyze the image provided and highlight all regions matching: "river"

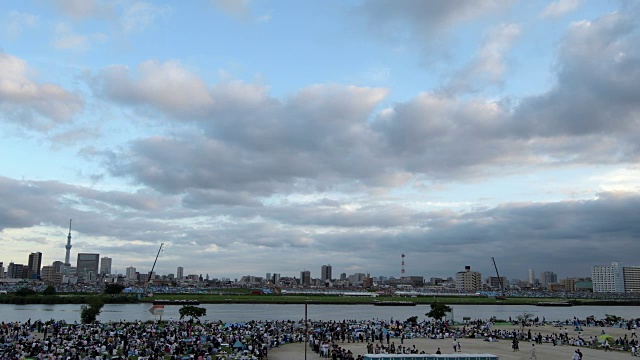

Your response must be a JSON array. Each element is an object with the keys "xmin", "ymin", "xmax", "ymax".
[{"xmin": 1, "ymin": 303, "xmax": 639, "ymax": 323}]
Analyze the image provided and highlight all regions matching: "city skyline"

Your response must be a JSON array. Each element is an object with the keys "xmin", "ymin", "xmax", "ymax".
[
  {"xmin": 1, "ymin": 1, "xmax": 640, "ymax": 279},
  {"xmin": 0, "ymin": 246, "xmax": 622, "ymax": 284}
]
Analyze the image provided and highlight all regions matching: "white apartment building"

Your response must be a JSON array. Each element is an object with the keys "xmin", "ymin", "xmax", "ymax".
[{"xmin": 592, "ymin": 262, "xmax": 624, "ymax": 293}]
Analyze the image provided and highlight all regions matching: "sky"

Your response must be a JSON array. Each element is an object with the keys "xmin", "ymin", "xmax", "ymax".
[{"xmin": 1, "ymin": 0, "xmax": 639, "ymax": 282}]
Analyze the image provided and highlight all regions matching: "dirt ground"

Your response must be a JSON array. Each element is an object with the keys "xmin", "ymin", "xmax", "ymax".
[{"xmin": 269, "ymin": 324, "xmax": 637, "ymax": 360}]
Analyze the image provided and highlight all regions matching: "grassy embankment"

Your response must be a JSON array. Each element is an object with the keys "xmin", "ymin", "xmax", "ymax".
[{"xmin": 0, "ymin": 293, "xmax": 137, "ymax": 305}]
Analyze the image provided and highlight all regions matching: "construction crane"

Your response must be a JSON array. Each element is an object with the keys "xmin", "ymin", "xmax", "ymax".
[
  {"xmin": 145, "ymin": 243, "xmax": 164, "ymax": 295},
  {"xmin": 491, "ymin": 257, "xmax": 506, "ymax": 300}
]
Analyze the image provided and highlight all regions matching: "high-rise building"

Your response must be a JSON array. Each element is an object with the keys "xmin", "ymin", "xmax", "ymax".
[
  {"xmin": 177, "ymin": 266, "xmax": 184, "ymax": 280},
  {"xmin": 541, "ymin": 271, "xmax": 558, "ymax": 286},
  {"xmin": 321, "ymin": 264, "xmax": 332, "ymax": 282},
  {"xmin": 76, "ymin": 253, "xmax": 99, "ymax": 280},
  {"xmin": 0, "ymin": 261, "xmax": 4, "ymax": 278},
  {"xmin": 126, "ymin": 266, "xmax": 137, "ymax": 280},
  {"xmin": 592, "ymin": 262, "xmax": 624, "ymax": 293},
  {"xmin": 28, "ymin": 252, "xmax": 43, "ymax": 279},
  {"xmin": 455, "ymin": 266, "xmax": 482, "ymax": 292},
  {"xmin": 528, "ymin": 269, "xmax": 535, "ymax": 286},
  {"xmin": 300, "ymin": 270, "xmax": 311, "ymax": 286},
  {"xmin": 273, "ymin": 273, "xmax": 281, "ymax": 284},
  {"xmin": 100, "ymin": 257, "xmax": 112, "ymax": 275},
  {"xmin": 52, "ymin": 261, "xmax": 64, "ymax": 274}
]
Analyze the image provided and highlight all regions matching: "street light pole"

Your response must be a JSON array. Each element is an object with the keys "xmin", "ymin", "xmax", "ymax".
[{"xmin": 304, "ymin": 302, "xmax": 308, "ymax": 360}]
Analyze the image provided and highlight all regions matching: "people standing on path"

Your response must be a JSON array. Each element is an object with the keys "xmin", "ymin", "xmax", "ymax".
[
  {"xmin": 529, "ymin": 344, "xmax": 537, "ymax": 360},
  {"xmin": 572, "ymin": 349, "xmax": 581, "ymax": 360}
]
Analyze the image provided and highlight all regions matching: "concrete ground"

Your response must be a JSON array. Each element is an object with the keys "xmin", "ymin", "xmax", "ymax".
[{"xmin": 269, "ymin": 324, "xmax": 637, "ymax": 360}]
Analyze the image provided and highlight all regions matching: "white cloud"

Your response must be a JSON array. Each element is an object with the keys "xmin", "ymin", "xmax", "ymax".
[
  {"xmin": 541, "ymin": 0, "xmax": 581, "ymax": 18},
  {"xmin": 5, "ymin": 11, "xmax": 39, "ymax": 38},
  {"xmin": 443, "ymin": 23, "xmax": 521, "ymax": 94},
  {"xmin": 256, "ymin": 10, "xmax": 273, "ymax": 23},
  {"xmin": 120, "ymin": 1, "xmax": 171, "ymax": 34},
  {"xmin": 52, "ymin": 22, "xmax": 108, "ymax": 50},
  {"xmin": 52, "ymin": 0, "xmax": 111, "ymax": 19},
  {"xmin": 0, "ymin": 52, "xmax": 83, "ymax": 130},
  {"xmin": 91, "ymin": 60, "xmax": 215, "ymax": 117},
  {"xmin": 592, "ymin": 167, "xmax": 640, "ymax": 192},
  {"xmin": 211, "ymin": 0, "xmax": 252, "ymax": 17}
]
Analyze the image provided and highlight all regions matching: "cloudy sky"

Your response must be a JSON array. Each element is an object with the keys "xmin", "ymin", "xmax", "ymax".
[{"xmin": 1, "ymin": 0, "xmax": 639, "ymax": 282}]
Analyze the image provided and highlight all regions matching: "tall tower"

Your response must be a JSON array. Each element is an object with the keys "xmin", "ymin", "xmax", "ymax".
[
  {"xmin": 401, "ymin": 253, "xmax": 406, "ymax": 277},
  {"xmin": 64, "ymin": 219, "xmax": 72, "ymax": 275}
]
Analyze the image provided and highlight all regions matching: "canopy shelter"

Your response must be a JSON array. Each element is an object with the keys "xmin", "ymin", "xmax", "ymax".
[{"xmin": 598, "ymin": 334, "xmax": 614, "ymax": 344}]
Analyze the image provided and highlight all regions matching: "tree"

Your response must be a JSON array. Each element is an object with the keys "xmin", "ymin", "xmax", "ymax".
[
  {"xmin": 42, "ymin": 285, "xmax": 57, "ymax": 296},
  {"xmin": 104, "ymin": 283, "xmax": 125, "ymax": 295},
  {"xmin": 15, "ymin": 287, "xmax": 37, "ymax": 296},
  {"xmin": 426, "ymin": 302, "xmax": 452, "ymax": 321},
  {"xmin": 80, "ymin": 297, "xmax": 104, "ymax": 324},
  {"xmin": 179, "ymin": 305, "xmax": 207, "ymax": 321}
]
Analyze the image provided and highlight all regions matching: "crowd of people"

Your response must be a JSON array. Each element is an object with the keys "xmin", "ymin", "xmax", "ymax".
[{"xmin": 0, "ymin": 314, "xmax": 638, "ymax": 360}]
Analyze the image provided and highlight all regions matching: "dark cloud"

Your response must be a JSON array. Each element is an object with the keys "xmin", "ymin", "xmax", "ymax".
[
  {"xmin": 513, "ymin": 10, "xmax": 640, "ymax": 138},
  {"xmin": 352, "ymin": 0, "xmax": 507, "ymax": 54},
  {"xmin": 2, "ymin": 172, "xmax": 640, "ymax": 279},
  {"xmin": 182, "ymin": 189, "xmax": 264, "ymax": 208}
]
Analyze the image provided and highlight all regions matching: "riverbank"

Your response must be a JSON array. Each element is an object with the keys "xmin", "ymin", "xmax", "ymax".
[
  {"xmin": 140, "ymin": 294, "xmax": 640, "ymax": 306},
  {"xmin": 3, "ymin": 292, "xmax": 640, "ymax": 306}
]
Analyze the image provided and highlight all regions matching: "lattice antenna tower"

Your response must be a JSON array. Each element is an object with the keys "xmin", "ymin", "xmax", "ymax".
[{"xmin": 401, "ymin": 253, "xmax": 405, "ymax": 277}]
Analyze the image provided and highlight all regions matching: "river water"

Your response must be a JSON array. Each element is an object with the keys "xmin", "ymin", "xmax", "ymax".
[{"xmin": 1, "ymin": 303, "xmax": 639, "ymax": 323}]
